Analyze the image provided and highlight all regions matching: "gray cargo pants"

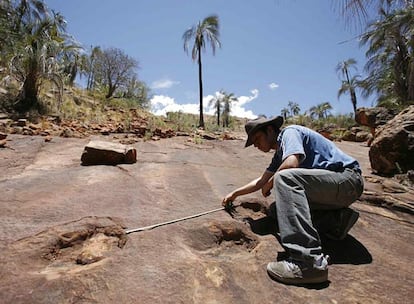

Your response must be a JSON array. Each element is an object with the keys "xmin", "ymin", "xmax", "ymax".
[{"xmin": 273, "ymin": 167, "xmax": 364, "ymax": 261}]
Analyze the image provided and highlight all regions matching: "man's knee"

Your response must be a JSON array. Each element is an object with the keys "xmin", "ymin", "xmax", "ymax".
[
  {"xmin": 274, "ymin": 168, "xmax": 295, "ymax": 179},
  {"xmin": 274, "ymin": 169, "xmax": 300, "ymax": 187}
]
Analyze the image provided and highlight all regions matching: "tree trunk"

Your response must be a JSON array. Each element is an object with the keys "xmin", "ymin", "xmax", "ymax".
[
  {"xmin": 16, "ymin": 71, "xmax": 38, "ymax": 112},
  {"xmin": 106, "ymin": 84, "xmax": 116, "ymax": 99},
  {"xmin": 69, "ymin": 64, "xmax": 77, "ymax": 86},
  {"xmin": 351, "ymin": 88, "xmax": 357, "ymax": 114},
  {"xmin": 217, "ymin": 103, "xmax": 220, "ymax": 126},
  {"xmin": 407, "ymin": 60, "xmax": 414, "ymax": 102},
  {"xmin": 198, "ymin": 50, "xmax": 204, "ymax": 129}
]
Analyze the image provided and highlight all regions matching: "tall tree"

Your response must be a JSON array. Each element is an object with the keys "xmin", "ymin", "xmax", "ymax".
[
  {"xmin": 309, "ymin": 102, "xmax": 332, "ymax": 119},
  {"xmin": 0, "ymin": 0, "xmax": 15, "ymax": 65},
  {"xmin": 280, "ymin": 107, "xmax": 290, "ymax": 120},
  {"xmin": 79, "ymin": 46, "xmax": 102, "ymax": 91},
  {"xmin": 337, "ymin": 0, "xmax": 412, "ymax": 28},
  {"xmin": 221, "ymin": 91, "xmax": 236, "ymax": 127},
  {"xmin": 10, "ymin": 2, "xmax": 74, "ymax": 112},
  {"xmin": 360, "ymin": 7, "xmax": 414, "ymax": 107},
  {"xmin": 209, "ymin": 90, "xmax": 224, "ymax": 126},
  {"xmin": 183, "ymin": 15, "xmax": 221, "ymax": 129},
  {"xmin": 93, "ymin": 47, "xmax": 138, "ymax": 99},
  {"xmin": 336, "ymin": 58, "xmax": 360, "ymax": 114},
  {"xmin": 287, "ymin": 101, "xmax": 301, "ymax": 116},
  {"xmin": 120, "ymin": 75, "xmax": 151, "ymax": 109}
]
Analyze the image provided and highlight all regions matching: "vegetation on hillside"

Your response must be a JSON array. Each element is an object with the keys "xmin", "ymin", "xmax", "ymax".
[
  {"xmin": 0, "ymin": 0, "xmax": 150, "ymax": 116},
  {"xmin": 337, "ymin": 0, "xmax": 414, "ymax": 111},
  {"xmin": 0, "ymin": 0, "xmax": 413, "ymax": 136}
]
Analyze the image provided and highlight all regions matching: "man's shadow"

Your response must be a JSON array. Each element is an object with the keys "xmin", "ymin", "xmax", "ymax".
[{"xmin": 243, "ymin": 202, "xmax": 372, "ymax": 266}]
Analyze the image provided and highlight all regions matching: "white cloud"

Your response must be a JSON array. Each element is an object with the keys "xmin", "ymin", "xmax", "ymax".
[
  {"xmin": 151, "ymin": 78, "xmax": 180, "ymax": 89},
  {"xmin": 230, "ymin": 89, "xmax": 258, "ymax": 119},
  {"xmin": 269, "ymin": 82, "xmax": 279, "ymax": 90},
  {"xmin": 236, "ymin": 89, "xmax": 258, "ymax": 106},
  {"xmin": 150, "ymin": 95, "xmax": 198, "ymax": 116},
  {"xmin": 150, "ymin": 89, "xmax": 259, "ymax": 119}
]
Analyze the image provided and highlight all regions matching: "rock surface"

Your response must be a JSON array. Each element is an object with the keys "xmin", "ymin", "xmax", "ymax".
[
  {"xmin": 0, "ymin": 135, "xmax": 413, "ymax": 304},
  {"xmin": 369, "ymin": 105, "xmax": 414, "ymax": 175}
]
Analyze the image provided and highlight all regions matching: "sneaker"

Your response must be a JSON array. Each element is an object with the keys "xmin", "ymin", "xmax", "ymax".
[
  {"xmin": 325, "ymin": 208, "xmax": 359, "ymax": 240},
  {"xmin": 266, "ymin": 255, "xmax": 329, "ymax": 285}
]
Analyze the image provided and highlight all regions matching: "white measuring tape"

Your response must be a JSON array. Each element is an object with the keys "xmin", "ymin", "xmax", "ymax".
[{"xmin": 125, "ymin": 206, "xmax": 233, "ymax": 235}]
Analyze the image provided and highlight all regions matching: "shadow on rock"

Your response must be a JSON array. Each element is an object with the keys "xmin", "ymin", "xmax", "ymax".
[
  {"xmin": 242, "ymin": 200, "xmax": 372, "ymax": 266},
  {"xmin": 321, "ymin": 235, "xmax": 373, "ymax": 265},
  {"xmin": 243, "ymin": 216, "xmax": 279, "ymax": 236}
]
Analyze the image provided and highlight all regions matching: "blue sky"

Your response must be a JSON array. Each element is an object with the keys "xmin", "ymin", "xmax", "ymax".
[{"xmin": 47, "ymin": 0, "xmax": 376, "ymax": 119}]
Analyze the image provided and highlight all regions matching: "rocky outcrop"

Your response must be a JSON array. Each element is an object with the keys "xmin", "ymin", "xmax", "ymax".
[
  {"xmin": 355, "ymin": 107, "xmax": 397, "ymax": 145},
  {"xmin": 81, "ymin": 140, "xmax": 137, "ymax": 165},
  {"xmin": 1, "ymin": 108, "xmax": 176, "ymax": 140},
  {"xmin": 369, "ymin": 105, "xmax": 414, "ymax": 175},
  {"xmin": 0, "ymin": 132, "xmax": 6, "ymax": 148},
  {"xmin": 355, "ymin": 107, "xmax": 397, "ymax": 128},
  {"xmin": 341, "ymin": 127, "xmax": 370, "ymax": 142}
]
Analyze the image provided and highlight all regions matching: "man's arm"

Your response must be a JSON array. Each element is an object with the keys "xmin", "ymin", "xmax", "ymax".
[
  {"xmin": 261, "ymin": 154, "xmax": 301, "ymax": 197},
  {"xmin": 222, "ymin": 170, "xmax": 275, "ymax": 206}
]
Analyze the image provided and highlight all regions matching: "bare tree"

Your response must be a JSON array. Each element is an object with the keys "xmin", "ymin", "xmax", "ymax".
[{"xmin": 94, "ymin": 47, "xmax": 138, "ymax": 99}]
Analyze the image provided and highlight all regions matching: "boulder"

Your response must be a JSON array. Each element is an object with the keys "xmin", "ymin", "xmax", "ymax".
[
  {"xmin": 81, "ymin": 140, "xmax": 137, "ymax": 165},
  {"xmin": 16, "ymin": 119, "xmax": 27, "ymax": 127},
  {"xmin": 355, "ymin": 107, "xmax": 396, "ymax": 128},
  {"xmin": 355, "ymin": 131, "xmax": 370, "ymax": 142},
  {"xmin": 356, "ymin": 107, "xmax": 397, "ymax": 146},
  {"xmin": 341, "ymin": 130, "xmax": 356, "ymax": 141},
  {"xmin": 369, "ymin": 105, "xmax": 414, "ymax": 175}
]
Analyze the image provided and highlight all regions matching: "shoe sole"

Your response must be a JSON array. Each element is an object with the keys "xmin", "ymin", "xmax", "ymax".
[{"xmin": 266, "ymin": 266, "xmax": 328, "ymax": 285}]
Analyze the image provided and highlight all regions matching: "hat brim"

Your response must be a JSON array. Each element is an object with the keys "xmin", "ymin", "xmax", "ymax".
[{"xmin": 245, "ymin": 116, "xmax": 283, "ymax": 147}]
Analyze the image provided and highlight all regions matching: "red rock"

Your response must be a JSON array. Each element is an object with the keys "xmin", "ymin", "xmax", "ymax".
[
  {"xmin": 369, "ymin": 105, "xmax": 414, "ymax": 175},
  {"xmin": 81, "ymin": 140, "xmax": 137, "ymax": 165},
  {"xmin": 0, "ymin": 136, "xmax": 413, "ymax": 304},
  {"xmin": 16, "ymin": 119, "xmax": 27, "ymax": 127}
]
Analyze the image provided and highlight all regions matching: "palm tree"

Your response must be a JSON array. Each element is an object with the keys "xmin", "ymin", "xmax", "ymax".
[
  {"xmin": 281, "ymin": 107, "xmax": 290, "ymax": 120},
  {"xmin": 336, "ymin": 0, "xmax": 412, "ymax": 28},
  {"xmin": 359, "ymin": 7, "xmax": 414, "ymax": 107},
  {"xmin": 79, "ymin": 45, "xmax": 102, "ymax": 91},
  {"xmin": 12, "ymin": 12, "xmax": 70, "ymax": 112},
  {"xmin": 336, "ymin": 59, "xmax": 361, "ymax": 114},
  {"xmin": 288, "ymin": 101, "xmax": 301, "ymax": 116},
  {"xmin": 0, "ymin": 1, "xmax": 16, "ymax": 64},
  {"xmin": 309, "ymin": 102, "xmax": 332, "ymax": 119},
  {"xmin": 221, "ymin": 91, "xmax": 236, "ymax": 127},
  {"xmin": 321, "ymin": 101, "xmax": 333, "ymax": 118},
  {"xmin": 5, "ymin": 1, "xmax": 79, "ymax": 112},
  {"xmin": 183, "ymin": 15, "xmax": 221, "ymax": 129},
  {"xmin": 209, "ymin": 90, "xmax": 224, "ymax": 126}
]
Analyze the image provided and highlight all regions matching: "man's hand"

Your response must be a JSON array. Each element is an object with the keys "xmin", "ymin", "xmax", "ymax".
[
  {"xmin": 261, "ymin": 178, "xmax": 273, "ymax": 197},
  {"xmin": 222, "ymin": 192, "xmax": 236, "ymax": 207}
]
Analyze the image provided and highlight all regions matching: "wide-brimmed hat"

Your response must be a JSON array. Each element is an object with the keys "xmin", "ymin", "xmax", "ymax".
[{"xmin": 244, "ymin": 116, "xmax": 284, "ymax": 147}]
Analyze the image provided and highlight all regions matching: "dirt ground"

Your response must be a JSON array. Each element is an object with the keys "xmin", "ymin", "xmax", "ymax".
[{"xmin": 0, "ymin": 134, "xmax": 413, "ymax": 304}]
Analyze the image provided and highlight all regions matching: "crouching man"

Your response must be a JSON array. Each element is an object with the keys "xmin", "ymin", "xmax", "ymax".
[{"xmin": 222, "ymin": 116, "xmax": 364, "ymax": 285}]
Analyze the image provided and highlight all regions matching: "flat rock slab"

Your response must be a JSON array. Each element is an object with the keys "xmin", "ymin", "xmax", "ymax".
[
  {"xmin": 81, "ymin": 140, "xmax": 137, "ymax": 165},
  {"xmin": 0, "ymin": 135, "xmax": 413, "ymax": 304}
]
